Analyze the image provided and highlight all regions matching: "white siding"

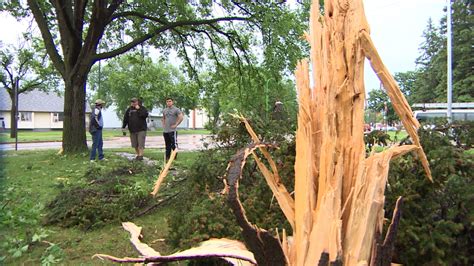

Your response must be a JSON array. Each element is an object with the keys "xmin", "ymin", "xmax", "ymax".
[
  {"xmin": 0, "ymin": 111, "xmax": 90, "ymax": 130},
  {"xmin": 34, "ymin": 113, "xmax": 53, "ymax": 129}
]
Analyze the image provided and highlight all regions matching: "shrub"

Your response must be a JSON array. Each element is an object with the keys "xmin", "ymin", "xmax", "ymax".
[
  {"xmin": 44, "ymin": 162, "xmax": 157, "ymax": 230},
  {"xmin": 167, "ymin": 115, "xmax": 296, "ymax": 250},
  {"xmin": 385, "ymin": 124, "xmax": 474, "ymax": 265}
]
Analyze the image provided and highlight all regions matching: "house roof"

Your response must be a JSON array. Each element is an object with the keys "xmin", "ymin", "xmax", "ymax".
[{"xmin": 0, "ymin": 89, "xmax": 91, "ymax": 113}]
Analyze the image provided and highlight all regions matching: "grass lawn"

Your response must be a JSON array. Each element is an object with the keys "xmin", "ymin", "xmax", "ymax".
[
  {"xmin": 0, "ymin": 149, "xmax": 198, "ymax": 264},
  {"xmin": 0, "ymin": 128, "xmax": 211, "ymax": 143}
]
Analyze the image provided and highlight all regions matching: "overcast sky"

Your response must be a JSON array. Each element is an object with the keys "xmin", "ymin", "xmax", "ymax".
[
  {"xmin": 0, "ymin": 0, "xmax": 447, "ymax": 94},
  {"xmin": 363, "ymin": 0, "xmax": 446, "ymax": 91}
]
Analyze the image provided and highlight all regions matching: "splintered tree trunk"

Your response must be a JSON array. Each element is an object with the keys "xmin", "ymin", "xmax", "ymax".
[
  {"xmin": 62, "ymin": 77, "xmax": 88, "ymax": 153},
  {"xmin": 290, "ymin": 0, "xmax": 430, "ymax": 265}
]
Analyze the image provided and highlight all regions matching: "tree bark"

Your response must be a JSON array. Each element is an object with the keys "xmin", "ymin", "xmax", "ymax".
[{"xmin": 62, "ymin": 76, "xmax": 88, "ymax": 153}]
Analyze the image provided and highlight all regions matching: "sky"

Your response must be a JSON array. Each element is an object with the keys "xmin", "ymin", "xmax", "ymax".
[
  {"xmin": 363, "ymin": 0, "xmax": 446, "ymax": 91},
  {"xmin": 0, "ymin": 0, "xmax": 447, "ymax": 94}
]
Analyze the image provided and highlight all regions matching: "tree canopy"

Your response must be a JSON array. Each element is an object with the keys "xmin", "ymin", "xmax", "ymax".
[{"xmin": 89, "ymin": 52, "xmax": 198, "ymax": 119}]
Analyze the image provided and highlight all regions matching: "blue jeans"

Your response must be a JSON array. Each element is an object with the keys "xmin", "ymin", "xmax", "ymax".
[{"xmin": 90, "ymin": 130, "xmax": 104, "ymax": 160}]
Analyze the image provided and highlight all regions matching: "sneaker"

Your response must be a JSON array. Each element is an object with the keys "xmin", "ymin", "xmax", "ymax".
[
  {"xmin": 99, "ymin": 158, "xmax": 108, "ymax": 161},
  {"xmin": 90, "ymin": 160, "xmax": 95, "ymax": 163}
]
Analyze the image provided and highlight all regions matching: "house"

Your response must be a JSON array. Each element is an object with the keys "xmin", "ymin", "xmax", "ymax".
[{"xmin": 0, "ymin": 89, "xmax": 91, "ymax": 130}]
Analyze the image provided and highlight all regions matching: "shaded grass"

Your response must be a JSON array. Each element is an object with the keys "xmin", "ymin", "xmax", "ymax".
[
  {"xmin": 0, "ymin": 129, "xmax": 211, "ymax": 143},
  {"xmin": 0, "ymin": 149, "xmax": 198, "ymax": 264}
]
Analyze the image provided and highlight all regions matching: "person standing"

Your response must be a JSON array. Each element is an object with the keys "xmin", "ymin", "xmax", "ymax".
[
  {"xmin": 162, "ymin": 97, "xmax": 183, "ymax": 162},
  {"xmin": 89, "ymin": 99, "xmax": 105, "ymax": 161},
  {"xmin": 122, "ymin": 98, "xmax": 149, "ymax": 160}
]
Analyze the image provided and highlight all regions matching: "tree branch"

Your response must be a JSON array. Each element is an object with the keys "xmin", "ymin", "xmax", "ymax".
[
  {"xmin": 225, "ymin": 143, "xmax": 286, "ymax": 266},
  {"xmin": 52, "ymin": 0, "xmax": 76, "ymax": 39},
  {"xmin": 2, "ymin": 63, "xmax": 15, "ymax": 87},
  {"xmin": 17, "ymin": 52, "xmax": 33, "ymax": 78},
  {"xmin": 189, "ymin": 28, "xmax": 224, "ymax": 70},
  {"xmin": 73, "ymin": 0, "xmax": 88, "ymax": 36},
  {"xmin": 27, "ymin": 0, "xmax": 66, "ymax": 78},
  {"xmin": 20, "ymin": 79, "xmax": 45, "ymax": 93},
  {"xmin": 0, "ymin": 78, "xmax": 11, "ymax": 91},
  {"xmin": 174, "ymin": 31, "xmax": 204, "ymax": 90},
  {"xmin": 94, "ymin": 15, "xmax": 249, "ymax": 62}
]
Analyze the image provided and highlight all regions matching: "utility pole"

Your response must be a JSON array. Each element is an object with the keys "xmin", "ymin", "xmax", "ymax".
[
  {"xmin": 447, "ymin": 0, "xmax": 453, "ymax": 122},
  {"xmin": 14, "ymin": 77, "xmax": 19, "ymax": 151}
]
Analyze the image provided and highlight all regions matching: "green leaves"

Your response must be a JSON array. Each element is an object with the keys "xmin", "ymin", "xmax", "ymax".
[
  {"xmin": 89, "ymin": 52, "xmax": 198, "ymax": 117},
  {"xmin": 40, "ymin": 243, "xmax": 64, "ymax": 265},
  {"xmin": 0, "ymin": 41, "xmax": 60, "ymax": 97}
]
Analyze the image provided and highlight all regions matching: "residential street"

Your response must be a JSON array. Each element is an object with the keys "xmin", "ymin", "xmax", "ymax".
[{"xmin": 0, "ymin": 134, "xmax": 213, "ymax": 151}]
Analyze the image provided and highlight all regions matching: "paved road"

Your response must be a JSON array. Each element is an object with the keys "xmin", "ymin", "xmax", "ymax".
[{"xmin": 0, "ymin": 134, "xmax": 213, "ymax": 151}]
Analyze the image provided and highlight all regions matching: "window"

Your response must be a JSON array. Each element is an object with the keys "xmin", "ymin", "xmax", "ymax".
[
  {"xmin": 52, "ymin": 112, "xmax": 64, "ymax": 122},
  {"xmin": 19, "ymin": 112, "xmax": 32, "ymax": 122}
]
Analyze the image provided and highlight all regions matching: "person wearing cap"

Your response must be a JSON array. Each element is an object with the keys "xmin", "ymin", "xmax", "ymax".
[
  {"xmin": 162, "ymin": 97, "xmax": 183, "ymax": 162},
  {"xmin": 122, "ymin": 97, "xmax": 149, "ymax": 160},
  {"xmin": 89, "ymin": 99, "xmax": 105, "ymax": 161}
]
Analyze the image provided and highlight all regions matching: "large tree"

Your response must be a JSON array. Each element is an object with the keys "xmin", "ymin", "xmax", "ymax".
[
  {"xmin": 1, "ymin": 1, "xmax": 306, "ymax": 153},
  {"xmin": 0, "ymin": 39, "xmax": 59, "ymax": 138}
]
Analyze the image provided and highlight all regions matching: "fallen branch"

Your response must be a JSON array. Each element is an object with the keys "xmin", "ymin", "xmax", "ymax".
[
  {"xmin": 236, "ymin": 115, "xmax": 296, "ymax": 231},
  {"xmin": 94, "ymin": 223, "xmax": 257, "ymax": 265},
  {"xmin": 135, "ymin": 192, "xmax": 180, "ymax": 217},
  {"xmin": 224, "ymin": 143, "xmax": 286, "ymax": 266},
  {"xmin": 151, "ymin": 148, "xmax": 178, "ymax": 197}
]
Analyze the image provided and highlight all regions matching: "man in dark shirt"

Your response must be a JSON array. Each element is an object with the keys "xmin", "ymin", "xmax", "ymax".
[{"xmin": 122, "ymin": 98, "xmax": 148, "ymax": 160}]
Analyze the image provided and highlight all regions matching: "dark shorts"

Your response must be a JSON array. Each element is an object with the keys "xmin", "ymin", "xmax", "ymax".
[{"xmin": 130, "ymin": 131, "xmax": 146, "ymax": 149}]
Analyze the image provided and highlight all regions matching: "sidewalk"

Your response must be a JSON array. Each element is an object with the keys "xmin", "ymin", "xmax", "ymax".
[{"xmin": 0, "ymin": 134, "xmax": 213, "ymax": 151}]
